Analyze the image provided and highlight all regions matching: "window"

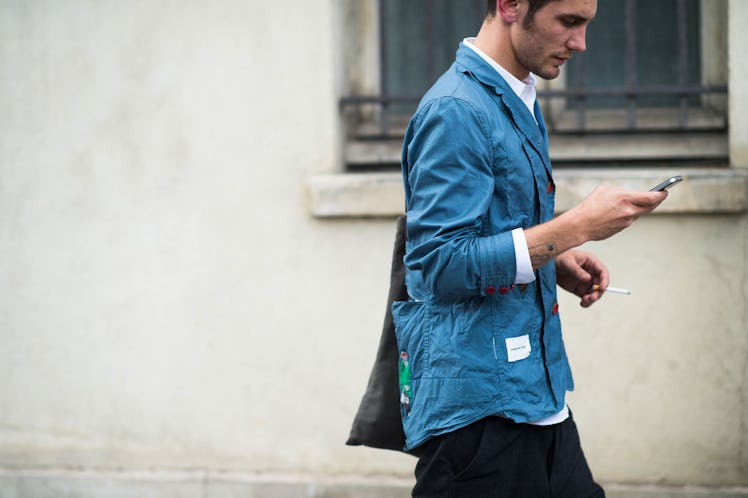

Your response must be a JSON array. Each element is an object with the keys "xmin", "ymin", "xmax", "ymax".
[
  {"xmin": 549, "ymin": 0, "xmax": 726, "ymax": 136},
  {"xmin": 310, "ymin": 0, "xmax": 744, "ymax": 218},
  {"xmin": 340, "ymin": 0, "xmax": 728, "ymax": 170},
  {"xmin": 380, "ymin": 1, "xmax": 484, "ymax": 118}
]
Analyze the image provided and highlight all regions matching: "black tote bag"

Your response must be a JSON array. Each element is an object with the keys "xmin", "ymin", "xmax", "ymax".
[{"xmin": 346, "ymin": 215, "xmax": 418, "ymax": 455}]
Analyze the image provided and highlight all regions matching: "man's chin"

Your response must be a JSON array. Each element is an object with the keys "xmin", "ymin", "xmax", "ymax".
[{"xmin": 536, "ymin": 67, "xmax": 561, "ymax": 80}]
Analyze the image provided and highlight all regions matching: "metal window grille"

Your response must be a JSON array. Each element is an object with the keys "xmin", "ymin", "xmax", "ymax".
[{"xmin": 340, "ymin": 0, "xmax": 727, "ymax": 139}]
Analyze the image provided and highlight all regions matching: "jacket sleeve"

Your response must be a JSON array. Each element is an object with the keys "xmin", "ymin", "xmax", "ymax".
[{"xmin": 403, "ymin": 96, "xmax": 517, "ymax": 302}]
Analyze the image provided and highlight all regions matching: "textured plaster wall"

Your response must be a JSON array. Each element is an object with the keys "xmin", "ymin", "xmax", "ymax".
[
  {"xmin": 0, "ymin": 0, "xmax": 746, "ymax": 489},
  {"xmin": 0, "ymin": 0, "xmax": 393, "ymax": 474},
  {"xmin": 562, "ymin": 214, "xmax": 748, "ymax": 484}
]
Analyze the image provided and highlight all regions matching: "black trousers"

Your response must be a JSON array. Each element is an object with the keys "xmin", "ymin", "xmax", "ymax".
[{"xmin": 412, "ymin": 413, "xmax": 605, "ymax": 498}]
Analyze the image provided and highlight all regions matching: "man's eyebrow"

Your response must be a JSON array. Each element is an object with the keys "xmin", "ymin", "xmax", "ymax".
[{"xmin": 558, "ymin": 13, "xmax": 594, "ymax": 24}]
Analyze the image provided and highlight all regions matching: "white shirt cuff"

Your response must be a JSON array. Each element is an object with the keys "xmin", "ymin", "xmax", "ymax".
[{"xmin": 511, "ymin": 228, "xmax": 536, "ymax": 284}]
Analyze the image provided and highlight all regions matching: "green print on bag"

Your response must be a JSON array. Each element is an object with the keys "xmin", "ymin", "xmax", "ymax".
[{"xmin": 399, "ymin": 350, "xmax": 412, "ymax": 417}]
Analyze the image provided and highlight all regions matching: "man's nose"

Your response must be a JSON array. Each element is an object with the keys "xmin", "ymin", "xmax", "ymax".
[{"xmin": 567, "ymin": 27, "xmax": 588, "ymax": 52}]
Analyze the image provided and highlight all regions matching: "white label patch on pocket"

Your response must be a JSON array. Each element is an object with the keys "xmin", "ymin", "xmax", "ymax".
[{"xmin": 505, "ymin": 334, "xmax": 531, "ymax": 362}]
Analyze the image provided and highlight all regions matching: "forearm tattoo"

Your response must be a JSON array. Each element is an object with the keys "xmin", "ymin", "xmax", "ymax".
[{"xmin": 529, "ymin": 241, "xmax": 558, "ymax": 268}]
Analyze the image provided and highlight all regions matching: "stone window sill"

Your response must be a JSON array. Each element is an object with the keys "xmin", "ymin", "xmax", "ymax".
[{"xmin": 306, "ymin": 168, "xmax": 748, "ymax": 218}]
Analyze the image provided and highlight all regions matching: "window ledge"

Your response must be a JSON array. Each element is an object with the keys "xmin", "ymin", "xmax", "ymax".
[{"xmin": 306, "ymin": 168, "xmax": 748, "ymax": 218}]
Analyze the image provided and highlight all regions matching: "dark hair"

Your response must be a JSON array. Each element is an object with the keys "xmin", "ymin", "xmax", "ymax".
[{"xmin": 485, "ymin": 0, "xmax": 554, "ymax": 27}]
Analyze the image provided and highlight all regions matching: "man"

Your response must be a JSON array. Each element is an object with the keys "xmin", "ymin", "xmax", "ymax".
[{"xmin": 392, "ymin": 0, "xmax": 667, "ymax": 496}]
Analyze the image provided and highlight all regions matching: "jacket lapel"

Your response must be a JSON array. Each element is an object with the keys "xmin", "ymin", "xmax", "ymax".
[
  {"xmin": 455, "ymin": 44, "xmax": 552, "ymax": 177},
  {"xmin": 496, "ymin": 85, "xmax": 553, "ymax": 180}
]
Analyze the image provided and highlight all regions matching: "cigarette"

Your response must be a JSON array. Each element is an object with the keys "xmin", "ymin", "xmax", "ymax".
[{"xmin": 592, "ymin": 284, "xmax": 631, "ymax": 295}]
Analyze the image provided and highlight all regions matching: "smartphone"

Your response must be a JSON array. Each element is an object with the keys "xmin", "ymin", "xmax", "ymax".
[{"xmin": 649, "ymin": 175, "xmax": 683, "ymax": 191}]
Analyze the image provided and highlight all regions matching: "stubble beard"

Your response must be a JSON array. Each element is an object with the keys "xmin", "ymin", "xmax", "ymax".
[
  {"xmin": 514, "ymin": 20, "xmax": 564, "ymax": 80},
  {"xmin": 516, "ymin": 50, "xmax": 562, "ymax": 81}
]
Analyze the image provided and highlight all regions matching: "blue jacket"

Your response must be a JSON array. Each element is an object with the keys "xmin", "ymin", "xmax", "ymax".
[{"xmin": 393, "ymin": 43, "xmax": 574, "ymax": 451}]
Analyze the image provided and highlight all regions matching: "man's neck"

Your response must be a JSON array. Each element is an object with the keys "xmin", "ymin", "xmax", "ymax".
[
  {"xmin": 463, "ymin": 38, "xmax": 538, "ymax": 122},
  {"xmin": 473, "ymin": 19, "xmax": 530, "ymax": 81}
]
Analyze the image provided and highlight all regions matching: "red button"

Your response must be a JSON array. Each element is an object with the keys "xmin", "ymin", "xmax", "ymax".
[
  {"xmin": 547, "ymin": 181, "xmax": 554, "ymax": 193},
  {"xmin": 552, "ymin": 302, "xmax": 559, "ymax": 315},
  {"xmin": 499, "ymin": 286, "xmax": 509, "ymax": 295},
  {"xmin": 486, "ymin": 286, "xmax": 496, "ymax": 295}
]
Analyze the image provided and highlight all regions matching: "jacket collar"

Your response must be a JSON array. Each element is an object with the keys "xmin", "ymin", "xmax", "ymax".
[{"xmin": 454, "ymin": 43, "xmax": 551, "ymax": 169}]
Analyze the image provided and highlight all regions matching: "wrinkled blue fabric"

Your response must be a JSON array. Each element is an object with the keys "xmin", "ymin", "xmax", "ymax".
[{"xmin": 393, "ymin": 43, "xmax": 574, "ymax": 452}]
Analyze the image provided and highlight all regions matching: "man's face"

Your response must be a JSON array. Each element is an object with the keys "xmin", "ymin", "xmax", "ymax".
[{"xmin": 511, "ymin": 0, "xmax": 597, "ymax": 79}]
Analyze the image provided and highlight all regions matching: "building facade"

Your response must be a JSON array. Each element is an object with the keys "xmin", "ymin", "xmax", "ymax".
[{"xmin": 1, "ymin": 0, "xmax": 746, "ymax": 495}]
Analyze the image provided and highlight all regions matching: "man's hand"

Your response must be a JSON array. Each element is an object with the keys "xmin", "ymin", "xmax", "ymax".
[
  {"xmin": 569, "ymin": 186, "xmax": 668, "ymax": 242},
  {"xmin": 555, "ymin": 250, "xmax": 608, "ymax": 308}
]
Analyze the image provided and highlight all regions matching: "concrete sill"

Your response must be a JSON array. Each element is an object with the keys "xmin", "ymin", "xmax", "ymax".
[
  {"xmin": 346, "ymin": 133, "xmax": 728, "ymax": 168},
  {"xmin": 306, "ymin": 168, "xmax": 748, "ymax": 218}
]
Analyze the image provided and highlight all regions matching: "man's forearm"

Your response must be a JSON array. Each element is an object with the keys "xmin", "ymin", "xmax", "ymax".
[
  {"xmin": 524, "ymin": 210, "xmax": 588, "ymax": 270},
  {"xmin": 524, "ymin": 185, "xmax": 668, "ymax": 271}
]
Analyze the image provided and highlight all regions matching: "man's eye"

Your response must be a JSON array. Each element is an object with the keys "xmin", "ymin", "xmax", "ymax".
[{"xmin": 561, "ymin": 17, "xmax": 583, "ymax": 27}]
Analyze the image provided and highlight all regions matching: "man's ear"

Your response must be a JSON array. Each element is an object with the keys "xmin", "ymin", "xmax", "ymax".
[{"xmin": 497, "ymin": 0, "xmax": 521, "ymax": 23}]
